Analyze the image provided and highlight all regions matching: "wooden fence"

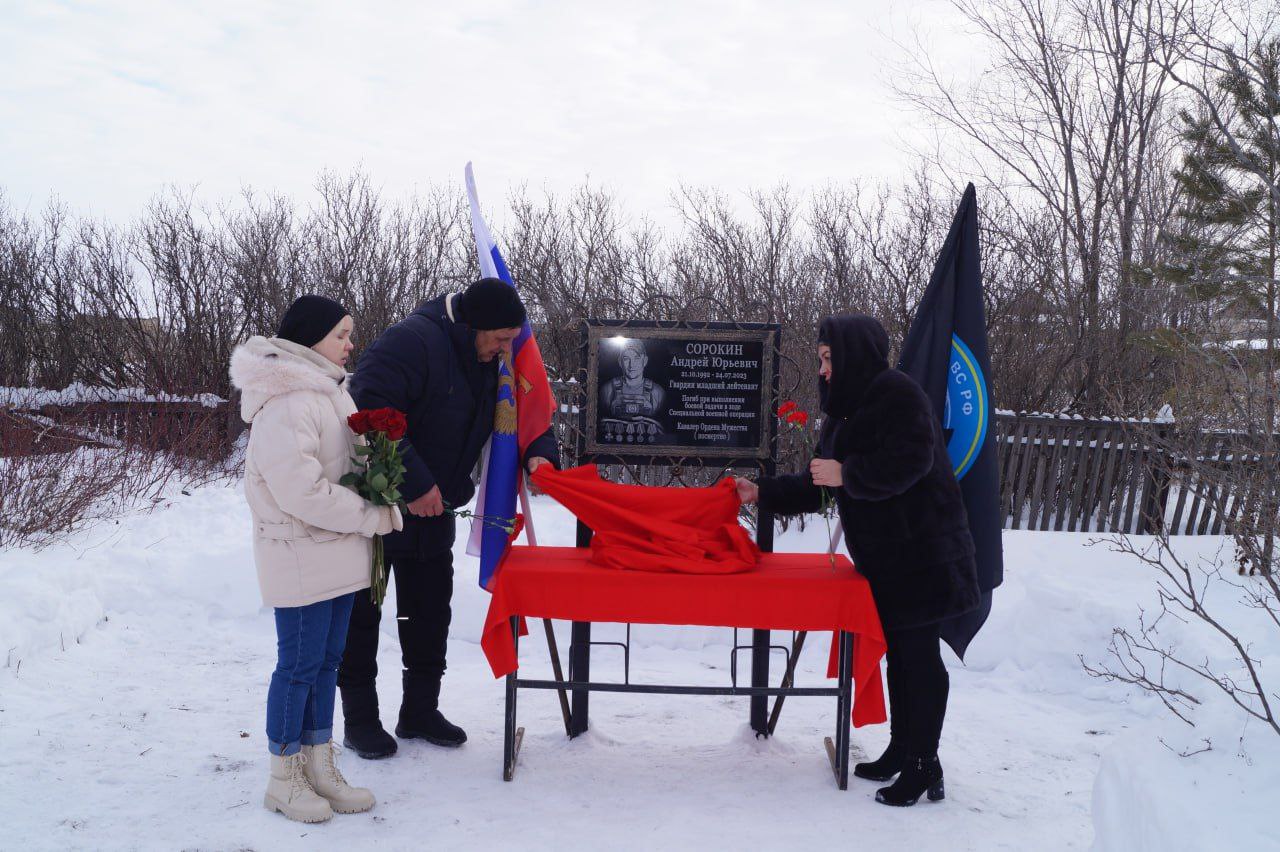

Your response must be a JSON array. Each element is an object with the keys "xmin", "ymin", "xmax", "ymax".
[
  {"xmin": 2, "ymin": 400, "xmax": 242, "ymax": 460},
  {"xmin": 549, "ymin": 382, "xmax": 1267, "ymax": 537},
  {"xmin": 997, "ymin": 415, "xmax": 1163, "ymax": 534},
  {"xmin": 7, "ymin": 388, "xmax": 1268, "ymax": 537},
  {"xmin": 997, "ymin": 414, "xmax": 1272, "ymax": 536}
]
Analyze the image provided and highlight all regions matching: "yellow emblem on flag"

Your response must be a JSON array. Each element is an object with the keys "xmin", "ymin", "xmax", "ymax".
[{"xmin": 496, "ymin": 355, "xmax": 518, "ymax": 435}]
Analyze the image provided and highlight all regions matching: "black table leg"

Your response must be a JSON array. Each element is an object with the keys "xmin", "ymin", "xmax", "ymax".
[
  {"xmin": 503, "ymin": 616, "xmax": 523, "ymax": 781},
  {"xmin": 542, "ymin": 618, "xmax": 572, "ymax": 737},
  {"xmin": 767, "ymin": 630, "xmax": 808, "ymax": 735},
  {"xmin": 752, "ymin": 501, "xmax": 775, "ymax": 738},
  {"xmin": 750, "ymin": 628, "xmax": 770, "ymax": 736},
  {"xmin": 568, "ymin": 521, "xmax": 594, "ymax": 739},
  {"xmin": 835, "ymin": 630, "xmax": 853, "ymax": 789},
  {"xmin": 568, "ymin": 620, "xmax": 591, "ymax": 738}
]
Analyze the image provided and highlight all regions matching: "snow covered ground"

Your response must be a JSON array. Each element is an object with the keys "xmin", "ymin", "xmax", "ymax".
[{"xmin": 0, "ymin": 484, "xmax": 1273, "ymax": 851}]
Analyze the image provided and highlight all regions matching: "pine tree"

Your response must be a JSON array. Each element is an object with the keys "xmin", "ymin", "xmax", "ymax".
[
  {"xmin": 1164, "ymin": 39, "xmax": 1279, "ymax": 343},
  {"xmin": 1159, "ymin": 39, "xmax": 1280, "ymax": 575}
]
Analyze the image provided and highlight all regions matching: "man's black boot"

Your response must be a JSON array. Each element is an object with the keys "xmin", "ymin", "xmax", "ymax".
[
  {"xmin": 395, "ymin": 673, "xmax": 467, "ymax": 748},
  {"xmin": 340, "ymin": 683, "xmax": 398, "ymax": 760}
]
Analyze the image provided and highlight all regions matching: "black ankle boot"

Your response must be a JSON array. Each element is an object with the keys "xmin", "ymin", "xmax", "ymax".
[
  {"xmin": 875, "ymin": 755, "xmax": 944, "ymax": 806},
  {"xmin": 395, "ymin": 673, "xmax": 468, "ymax": 748},
  {"xmin": 854, "ymin": 738, "xmax": 906, "ymax": 782},
  {"xmin": 340, "ymin": 684, "xmax": 398, "ymax": 760}
]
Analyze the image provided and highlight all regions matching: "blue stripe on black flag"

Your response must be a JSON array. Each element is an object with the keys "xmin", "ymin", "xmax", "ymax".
[{"xmin": 897, "ymin": 183, "xmax": 1004, "ymax": 660}]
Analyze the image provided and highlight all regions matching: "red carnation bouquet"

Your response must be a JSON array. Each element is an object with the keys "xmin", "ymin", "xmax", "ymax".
[
  {"xmin": 340, "ymin": 407, "xmax": 408, "ymax": 606},
  {"xmin": 777, "ymin": 400, "xmax": 837, "ymax": 569}
]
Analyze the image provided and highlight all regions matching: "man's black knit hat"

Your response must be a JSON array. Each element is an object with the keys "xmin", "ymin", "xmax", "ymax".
[{"xmin": 457, "ymin": 277, "xmax": 527, "ymax": 330}]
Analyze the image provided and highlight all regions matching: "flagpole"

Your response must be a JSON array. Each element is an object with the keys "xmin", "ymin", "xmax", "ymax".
[
  {"xmin": 518, "ymin": 477, "xmax": 537, "ymax": 545},
  {"xmin": 468, "ymin": 160, "xmax": 570, "ymax": 735}
]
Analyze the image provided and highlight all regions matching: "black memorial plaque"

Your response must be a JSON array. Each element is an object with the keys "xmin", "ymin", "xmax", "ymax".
[{"xmin": 583, "ymin": 322, "xmax": 777, "ymax": 460}]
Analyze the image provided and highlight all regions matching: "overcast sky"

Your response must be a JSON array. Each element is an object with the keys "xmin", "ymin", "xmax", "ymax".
[{"xmin": 0, "ymin": 0, "xmax": 979, "ymax": 225}]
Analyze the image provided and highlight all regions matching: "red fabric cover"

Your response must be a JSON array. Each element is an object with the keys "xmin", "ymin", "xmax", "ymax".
[
  {"xmin": 481, "ymin": 545, "xmax": 888, "ymax": 728},
  {"xmin": 530, "ymin": 464, "xmax": 761, "ymax": 575}
]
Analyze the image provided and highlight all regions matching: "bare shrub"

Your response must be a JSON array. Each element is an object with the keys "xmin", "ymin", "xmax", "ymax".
[{"xmin": 0, "ymin": 445, "xmax": 193, "ymax": 550}]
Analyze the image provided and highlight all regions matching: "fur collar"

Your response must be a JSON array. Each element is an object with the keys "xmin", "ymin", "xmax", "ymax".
[{"xmin": 229, "ymin": 336, "xmax": 348, "ymax": 423}]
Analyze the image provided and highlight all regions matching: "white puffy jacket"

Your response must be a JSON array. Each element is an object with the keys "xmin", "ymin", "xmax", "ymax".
[{"xmin": 229, "ymin": 336, "xmax": 401, "ymax": 608}]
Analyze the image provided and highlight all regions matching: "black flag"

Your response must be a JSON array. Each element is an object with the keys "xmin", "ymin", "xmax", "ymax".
[{"xmin": 898, "ymin": 183, "xmax": 1003, "ymax": 660}]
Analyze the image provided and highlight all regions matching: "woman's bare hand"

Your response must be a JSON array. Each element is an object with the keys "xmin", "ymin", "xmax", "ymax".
[
  {"xmin": 810, "ymin": 458, "xmax": 843, "ymax": 488},
  {"xmin": 733, "ymin": 477, "xmax": 760, "ymax": 504}
]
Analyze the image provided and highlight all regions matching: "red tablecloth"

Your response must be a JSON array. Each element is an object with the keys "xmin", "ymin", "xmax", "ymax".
[{"xmin": 481, "ymin": 546, "xmax": 888, "ymax": 727}]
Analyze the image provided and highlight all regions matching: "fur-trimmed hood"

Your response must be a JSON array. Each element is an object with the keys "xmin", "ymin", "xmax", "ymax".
[{"xmin": 229, "ymin": 336, "xmax": 348, "ymax": 424}]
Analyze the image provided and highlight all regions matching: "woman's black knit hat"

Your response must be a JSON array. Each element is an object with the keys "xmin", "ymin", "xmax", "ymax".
[{"xmin": 277, "ymin": 295, "xmax": 349, "ymax": 347}]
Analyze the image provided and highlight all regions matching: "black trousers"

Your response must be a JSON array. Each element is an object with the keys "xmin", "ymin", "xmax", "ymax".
[
  {"xmin": 883, "ymin": 621, "xmax": 949, "ymax": 758},
  {"xmin": 338, "ymin": 542, "xmax": 455, "ymax": 692}
]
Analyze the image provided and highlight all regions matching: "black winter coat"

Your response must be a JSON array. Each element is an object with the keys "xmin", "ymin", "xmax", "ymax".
[
  {"xmin": 758, "ymin": 315, "xmax": 980, "ymax": 631},
  {"xmin": 350, "ymin": 293, "xmax": 560, "ymax": 556}
]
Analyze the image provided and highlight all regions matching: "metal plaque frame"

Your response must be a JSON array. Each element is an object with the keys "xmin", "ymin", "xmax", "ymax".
[{"xmin": 580, "ymin": 319, "xmax": 780, "ymax": 466}]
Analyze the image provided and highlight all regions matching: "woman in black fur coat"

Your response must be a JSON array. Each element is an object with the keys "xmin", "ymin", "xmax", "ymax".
[{"xmin": 735, "ymin": 314, "xmax": 980, "ymax": 807}]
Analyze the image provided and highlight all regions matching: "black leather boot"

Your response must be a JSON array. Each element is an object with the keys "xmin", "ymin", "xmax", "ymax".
[
  {"xmin": 395, "ymin": 673, "xmax": 467, "ymax": 747},
  {"xmin": 854, "ymin": 738, "xmax": 906, "ymax": 782},
  {"xmin": 340, "ymin": 684, "xmax": 398, "ymax": 760},
  {"xmin": 859, "ymin": 645, "xmax": 910, "ymax": 782},
  {"xmin": 875, "ymin": 755, "xmax": 945, "ymax": 807}
]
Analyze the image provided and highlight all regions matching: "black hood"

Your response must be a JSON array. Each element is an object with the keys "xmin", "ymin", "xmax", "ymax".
[{"xmin": 818, "ymin": 314, "xmax": 890, "ymax": 417}]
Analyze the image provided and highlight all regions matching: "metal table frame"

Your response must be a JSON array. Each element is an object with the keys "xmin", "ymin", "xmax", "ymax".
[{"xmin": 502, "ymin": 616, "xmax": 856, "ymax": 789}]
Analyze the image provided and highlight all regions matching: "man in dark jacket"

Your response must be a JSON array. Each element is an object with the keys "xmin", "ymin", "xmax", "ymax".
[
  {"xmin": 337, "ymin": 278, "xmax": 560, "ymax": 759},
  {"xmin": 736, "ymin": 314, "xmax": 979, "ymax": 807}
]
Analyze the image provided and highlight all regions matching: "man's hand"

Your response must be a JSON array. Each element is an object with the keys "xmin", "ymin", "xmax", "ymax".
[
  {"xmin": 733, "ymin": 477, "xmax": 759, "ymax": 505},
  {"xmin": 406, "ymin": 485, "xmax": 444, "ymax": 518},
  {"xmin": 810, "ymin": 458, "xmax": 843, "ymax": 488},
  {"xmin": 526, "ymin": 457, "xmax": 554, "ymax": 495}
]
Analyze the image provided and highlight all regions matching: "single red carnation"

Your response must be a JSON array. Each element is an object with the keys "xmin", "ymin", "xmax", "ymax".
[
  {"xmin": 787, "ymin": 410, "xmax": 809, "ymax": 426},
  {"xmin": 777, "ymin": 400, "xmax": 798, "ymax": 416}
]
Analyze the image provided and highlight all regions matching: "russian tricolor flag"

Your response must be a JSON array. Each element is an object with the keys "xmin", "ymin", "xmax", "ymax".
[{"xmin": 464, "ymin": 162, "xmax": 557, "ymax": 589}]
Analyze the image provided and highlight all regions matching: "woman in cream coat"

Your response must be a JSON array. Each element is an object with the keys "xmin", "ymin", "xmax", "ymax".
[{"xmin": 229, "ymin": 295, "xmax": 402, "ymax": 824}]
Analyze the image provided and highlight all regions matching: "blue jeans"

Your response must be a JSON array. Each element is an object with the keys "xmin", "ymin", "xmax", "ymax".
[{"xmin": 266, "ymin": 592, "xmax": 356, "ymax": 756}]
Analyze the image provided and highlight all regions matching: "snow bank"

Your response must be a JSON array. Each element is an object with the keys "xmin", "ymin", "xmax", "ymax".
[
  {"xmin": 1, "ymin": 383, "xmax": 225, "ymax": 409},
  {"xmin": 1093, "ymin": 714, "xmax": 1279, "ymax": 852},
  {"xmin": 0, "ymin": 485, "xmax": 259, "ymax": 669},
  {"xmin": 1073, "ymin": 535, "xmax": 1279, "ymax": 851},
  {"xmin": 0, "ymin": 484, "xmax": 730, "ymax": 670},
  {"xmin": 1, "ymin": 482, "xmax": 1272, "ymax": 849}
]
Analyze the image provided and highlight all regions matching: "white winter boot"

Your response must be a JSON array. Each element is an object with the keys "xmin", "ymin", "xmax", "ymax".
[
  {"xmin": 303, "ymin": 741, "xmax": 376, "ymax": 814},
  {"xmin": 264, "ymin": 751, "xmax": 333, "ymax": 823}
]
